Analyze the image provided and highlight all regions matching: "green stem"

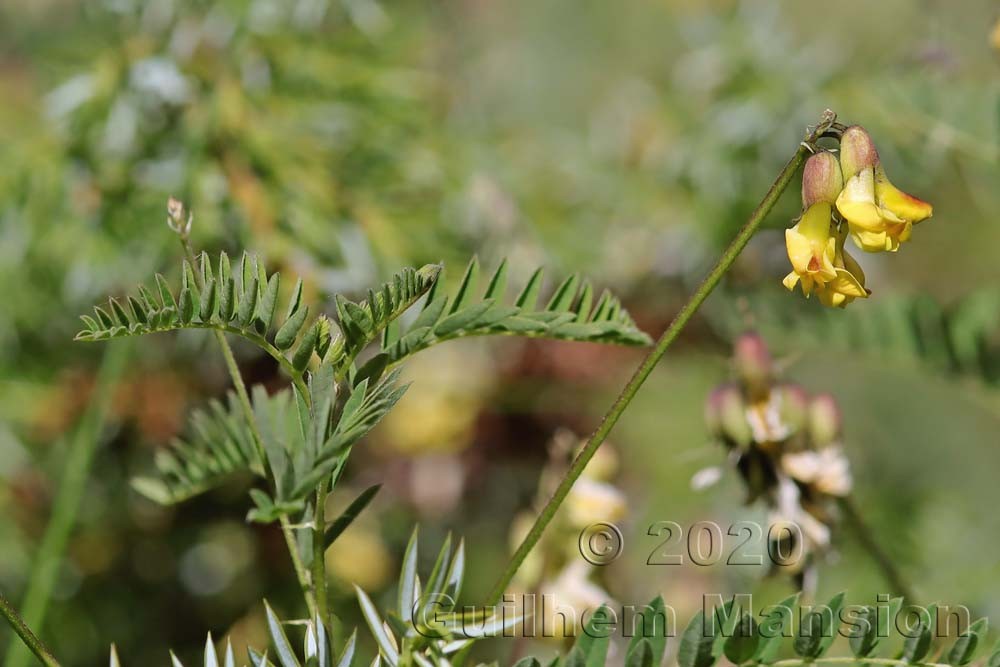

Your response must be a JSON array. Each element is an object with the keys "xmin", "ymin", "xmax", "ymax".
[
  {"xmin": 0, "ymin": 592, "xmax": 60, "ymax": 667},
  {"xmin": 281, "ymin": 515, "xmax": 317, "ymax": 615},
  {"xmin": 486, "ymin": 111, "xmax": 838, "ymax": 605},
  {"xmin": 179, "ymin": 237, "xmax": 318, "ymax": 618},
  {"xmin": 4, "ymin": 342, "xmax": 129, "ymax": 667},
  {"xmin": 313, "ymin": 480, "xmax": 329, "ymax": 625},
  {"xmin": 838, "ymin": 496, "xmax": 917, "ymax": 603}
]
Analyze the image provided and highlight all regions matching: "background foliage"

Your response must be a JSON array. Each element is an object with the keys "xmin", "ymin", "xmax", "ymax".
[{"xmin": 1, "ymin": 0, "xmax": 999, "ymax": 664}]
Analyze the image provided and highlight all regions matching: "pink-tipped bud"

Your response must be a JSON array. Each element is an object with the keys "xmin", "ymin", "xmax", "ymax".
[
  {"xmin": 733, "ymin": 332, "xmax": 773, "ymax": 396},
  {"xmin": 801, "ymin": 152, "xmax": 843, "ymax": 207},
  {"xmin": 808, "ymin": 393, "xmax": 842, "ymax": 446},
  {"xmin": 714, "ymin": 384, "xmax": 753, "ymax": 448},
  {"xmin": 838, "ymin": 125, "xmax": 879, "ymax": 181},
  {"xmin": 776, "ymin": 383, "xmax": 809, "ymax": 433}
]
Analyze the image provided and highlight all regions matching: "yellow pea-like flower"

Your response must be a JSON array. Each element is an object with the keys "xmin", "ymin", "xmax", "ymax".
[
  {"xmin": 814, "ymin": 228, "xmax": 868, "ymax": 308},
  {"xmin": 835, "ymin": 125, "xmax": 933, "ymax": 253},
  {"xmin": 782, "ymin": 201, "xmax": 838, "ymax": 296}
]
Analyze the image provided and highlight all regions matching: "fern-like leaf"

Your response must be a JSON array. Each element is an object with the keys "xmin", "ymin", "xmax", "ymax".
[
  {"xmin": 75, "ymin": 252, "xmax": 442, "ymax": 381},
  {"xmin": 132, "ymin": 366, "xmax": 406, "ymax": 513},
  {"xmin": 381, "ymin": 257, "xmax": 651, "ymax": 367},
  {"xmin": 130, "ymin": 391, "xmax": 267, "ymax": 504}
]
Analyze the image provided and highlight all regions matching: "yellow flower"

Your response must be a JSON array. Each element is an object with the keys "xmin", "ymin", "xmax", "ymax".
[
  {"xmin": 835, "ymin": 125, "xmax": 933, "ymax": 253},
  {"xmin": 782, "ymin": 202, "xmax": 837, "ymax": 293},
  {"xmin": 814, "ymin": 228, "xmax": 869, "ymax": 308}
]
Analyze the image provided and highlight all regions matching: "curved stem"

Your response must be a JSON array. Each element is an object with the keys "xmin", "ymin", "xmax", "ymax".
[
  {"xmin": 0, "ymin": 591, "xmax": 60, "ymax": 667},
  {"xmin": 486, "ymin": 111, "xmax": 838, "ymax": 605},
  {"xmin": 838, "ymin": 496, "xmax": 917, "ymax": 603},
  {"xmin": 179, "ymin": 237, "xmax": 317, "ymax": 618}
]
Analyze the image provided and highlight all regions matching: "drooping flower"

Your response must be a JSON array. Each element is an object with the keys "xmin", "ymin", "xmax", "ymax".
[
  {"xmin": 835, "ymin": 125, "xmax": 933, "ymax": 252},
  {"xmin": 782, "ymin": 151, "xmax": 868, "ymax": 306},
  {"xmin": 812, "ymin": 227, "xmax": 869, "ymax": 308}
]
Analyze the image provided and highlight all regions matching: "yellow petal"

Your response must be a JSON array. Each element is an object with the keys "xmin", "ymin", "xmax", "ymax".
[
  {"xmin": 827, "ymin": 268, "xmax": 868, "ymax": 298},
  {"xmin": 798, "ymin": 202, "xmax": 834, "ymax": 241},
  {"xmin": 836, "ymin": 169, "xmax": 884, "ymax": 231},
  {"xmin": 782, "ymin": 271, "xmax": 801, "ymax": 292},
  {"xmin": 875, "ymin": 166, "xmax": 933, "ymax": 223},
  {"xmin": 818, "ymin": 288, "xmax": 847, "ymax": 308},
  {"xmin": 785, "ymin": 228, "xmax": 814, "ymax": 275},
  {"xmin": 840, "ymin": 245, "xmax": 867, "ymax": 288},
  {"xmin": 849, "ymin": 227, "xmax": 890, "ymax": 253}
]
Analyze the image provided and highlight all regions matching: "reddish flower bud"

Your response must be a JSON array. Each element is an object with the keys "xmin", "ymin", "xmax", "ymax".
[
  {"xmin": 733, "ymin": 332, "xmax": 773, "ymax": 396},
  {"xmin": 838, "ymin": 125, "xmax": 879, "ymax": 182},
  {"xmin": 801, "ymin": 152, "xmax": 843, "ymax": 207}
]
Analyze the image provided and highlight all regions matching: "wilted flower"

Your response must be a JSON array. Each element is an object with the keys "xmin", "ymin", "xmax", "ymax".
[{"xmin": 835, "ymin": 125, "xmax": 933, "ymax": 252}]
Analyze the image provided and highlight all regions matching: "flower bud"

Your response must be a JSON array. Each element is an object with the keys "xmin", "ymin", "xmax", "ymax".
[
  {"xmin": 166, "ymin": 196, "xmax": 192, "ymax": 235},
  {"xmin": 801, "ymin": 152, "xmax": 843, "ymax": 206},
  {"xmin": 808, "ymin": 393, "xmax": 842, "ymax": 446},
  {"xmin": 838, "ymin": 125, "xmax": 879, "ymax": 181},
  {"xmin": 733, "ymin": 332, "xmax": 773, "ymax": 397},
  {"xmin": 710, "ymin": 384, "xmax": 752, "ymax": 448},
  {"xmin": 775, "ymin": 383, "xmax": 809, "ymax": 433}
]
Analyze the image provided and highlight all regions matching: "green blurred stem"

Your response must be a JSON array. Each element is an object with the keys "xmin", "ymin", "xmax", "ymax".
[
  {"xmin": 838, "ymin": 496, "xmax": 917, "ymax": 603},
  {"xmin": 486, "ymin": 111, "xmax": 839, "ymax": 605},
  {"xmin": 3, "ymin": 342, "xmax": 129, "ymax": 667},
  {"xmin": 313, "ymin": 481, "xmax": 329, "ymax": 626},
  {"xmin": 179, "ymin": 236, "xmax": 318, "ymax": 618},
  {"xmin": 0, "ymin": 592, "xmax": 60, "ymax": 667}
]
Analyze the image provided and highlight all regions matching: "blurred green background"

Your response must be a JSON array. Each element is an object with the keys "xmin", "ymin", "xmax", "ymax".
[{"xmin": 1, "ymin": 0, "xmax": 999, "ymax": 664}]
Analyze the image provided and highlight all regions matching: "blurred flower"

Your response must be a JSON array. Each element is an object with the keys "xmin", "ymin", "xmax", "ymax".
[
  {"xmin": 992, "ymin": 18, "xmax": 1000, "ymax": 51},
  {"xmin": 537, "ymin": 561, "xmax": 613, "ymax": 639},
  {"xmin": 808, "ymin": 393, "xmax": 842, "ymax": 446},
  {"xmin": 565, "ymin": 478, "xmax": 627, "ymax": 528},
  {"xmin": 703, "ymin": 334, "xmax": 855, "ymax": 585},
  {"xmin": 781, "ymin": 447, "xmax": 852, "ymax": 496},
  {"xmin": 733, "ymin": 331, "xmax": 774, "ymax": 398},
  {"xmin": 409, "ymin": 454, "xmax": 465, "ymax": 516},
  {"xmin": 379, "ymin": 346, "xmax": 493, "ymax": 456},
  {"xmin": 580, "ymin": 443, "xmax": 620, "ymax": 482},
  {"xmin": 835, "ymin": 125, "xmax": 933, "ymax": 252},
  {"xmin": 325, "ymin": 523, "xmax": 393, "ymax": 591}
]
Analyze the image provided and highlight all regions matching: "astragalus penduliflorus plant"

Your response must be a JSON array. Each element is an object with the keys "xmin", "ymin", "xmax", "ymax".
[
  {"xmin": 3, "ymin": 111, "xmax": 965, "ymax": 667},
  {"xmin": 31, "ymin": 195, "xmax": 647, "ymax": 664}
]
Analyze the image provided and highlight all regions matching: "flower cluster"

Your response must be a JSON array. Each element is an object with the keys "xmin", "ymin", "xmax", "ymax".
[
  {"xmin": 701, "ymin": 332, "xmax": 852, "ymax": 586},
  {"xmin": 508, "ymin": 429, "xmax": 624, "ymax": 638},
  {"xmin": 784, "ymin": 125, "xmax": 933, "ymax": 307}
]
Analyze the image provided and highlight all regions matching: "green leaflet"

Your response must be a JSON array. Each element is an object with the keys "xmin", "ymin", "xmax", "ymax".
[
  {"xmin": 381, "ymin": 257, "xmax": 651, "ymax": 367},
  {"xmin": 75, "ymin": 254, "xmax": 441, "ymax": 383}
]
